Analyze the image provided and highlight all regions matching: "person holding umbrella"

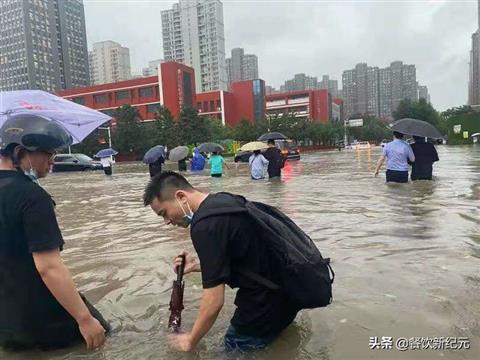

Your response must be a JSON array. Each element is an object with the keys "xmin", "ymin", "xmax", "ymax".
[
  {"xmin": 249, "ymin": 150, "xmax": 269, "ymax": 180},
  {"xmin": 263, "ymin": 140, "xmax": 284, "ymax": 179},
  {"xmin": 143, "ymin": 171, "xmax": 333, "ymax": 353},
  {"xmin": 410, "ymin": 136, "xmax": 439, "ymax": 181},
  {"xmin": 374, "ymin": 131, "xmax": 415, "ymax": 183},
  {"xmin": 95, "ymin": 148, "xmax": 117, "ymax": 176},
  {"xmin": 144, "ymin": 145, "xmax": 166, "ymax": 178},
  {"xmin": 0, "ymin": 114, "xmax": 109, "ymax": 351}
]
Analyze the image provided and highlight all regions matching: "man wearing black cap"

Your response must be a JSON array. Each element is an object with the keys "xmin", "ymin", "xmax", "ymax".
[{"xmin": 0, "ymin": 114, "xmax": 109, "ymax": 351}]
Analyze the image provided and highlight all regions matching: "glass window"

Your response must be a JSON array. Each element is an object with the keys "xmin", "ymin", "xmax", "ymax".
[
  {"xmin": 115, "ymin": 90, "xmax": 129, "ymax": 100},
  {"xmin": 139, "ymin": 87, "xmax": 154, "ymax": 98},
  {"xmin": 94, "ymin": 94, "xmax": 107, "ymax": 104},
  {"xmin": 71, "ymin": 96, "xmax": 84, "ymax": 105},
  {"xmin": 147, "ymin": 103, "xmax": 160, "ymax": 113}
]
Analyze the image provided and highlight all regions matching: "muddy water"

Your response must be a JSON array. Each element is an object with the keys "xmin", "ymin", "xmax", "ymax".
[{"xmin": 1, "ymin": 146, "xmax": 479, "ymax": 360}]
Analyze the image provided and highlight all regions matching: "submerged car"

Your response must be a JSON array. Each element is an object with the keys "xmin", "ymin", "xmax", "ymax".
[{"xmin": 52, "ymin": 153, "xmax": 103, "ymax": 172}]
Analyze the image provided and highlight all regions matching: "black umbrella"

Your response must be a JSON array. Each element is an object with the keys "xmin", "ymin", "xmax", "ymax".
[
  {"xmin": 197, "ymin": 142, "xmax": 224, "ymax": 153},
  {"xmin": 258, "ymin": 132, "xmax": 287, "ymax": 141},
  {"xmin": 168, "ymin": 255, "xmax": 186, "ymax": 333},
  {"xmin": 389, "ymin": 118, "xmax": 443, "ymax": 139},
  {"xmin": 143, "ymin": 145, "xmax": 165, "ymax": 164}
]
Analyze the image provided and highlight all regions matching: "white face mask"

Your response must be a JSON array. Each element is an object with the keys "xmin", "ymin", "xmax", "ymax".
[
  {"xmin": 24, "ymin": 156, "xmax": 40, "ymax": 185},
  {"xmin": 175, "ymin": 197, "xmax": 193, "ymax": 228}
]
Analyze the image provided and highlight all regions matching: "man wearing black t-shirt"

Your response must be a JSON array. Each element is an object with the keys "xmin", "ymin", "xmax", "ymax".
[
  {"xmin": 0, "ymin": 114, "xmax": 108, "ymax": 351},
  {"xmin": 144, "ymin": 171, "xmax": 299, "ymax": 352}
]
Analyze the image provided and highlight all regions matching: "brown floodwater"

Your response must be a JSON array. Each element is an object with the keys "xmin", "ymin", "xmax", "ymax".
[{"xmin": 1, "ymin": 146, "xmax": 479, "ymax": 360}]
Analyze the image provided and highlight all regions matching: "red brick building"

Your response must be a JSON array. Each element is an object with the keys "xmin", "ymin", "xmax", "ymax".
[
  {"xmin": 265, "ymin": 89, "xmax": 331, "ymax": 123},
  {"xmin": 58, "ymin": 62, "xmax": 265, "ymax": 127},
  {"xmin": 58, "ymin": 61, "xmax": 334, "ymax": 127}
]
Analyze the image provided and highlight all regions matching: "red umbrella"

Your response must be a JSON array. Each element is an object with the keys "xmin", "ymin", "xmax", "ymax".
[{"xmin": 168, "ymin": 255, "xmax": 186, "ymax": 332}]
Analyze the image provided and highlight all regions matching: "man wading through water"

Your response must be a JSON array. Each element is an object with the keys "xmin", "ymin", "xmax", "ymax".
[
  {"xmin": 144, "ymin": 171, "xmax": 333, "ymax": 352},
  {"xmin": 0, "ymin": 114, "xmax": 109, "ymax": 351}
]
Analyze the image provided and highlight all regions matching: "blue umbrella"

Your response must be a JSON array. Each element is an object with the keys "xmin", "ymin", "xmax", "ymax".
[
  {"xmin": 95, "ymin": 148, "xmax": 118, "ymax": 158},
  {"xmin": 143, "ymin": 145, "xmax": 166, "ymax": 164},
  {"xmin": 0, "ymin": 90, "xmax": 111, "ymax": 144}
]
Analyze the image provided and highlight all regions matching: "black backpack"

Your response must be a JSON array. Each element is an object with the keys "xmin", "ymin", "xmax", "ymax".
[{"xmin": 191, "ymin": 192, "xmax": 334, "ymax": 309}]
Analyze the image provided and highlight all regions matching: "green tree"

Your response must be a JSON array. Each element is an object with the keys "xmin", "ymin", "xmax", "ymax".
[
  {"xmin": 149, "ymin": 106, "xmax": 179, "ymax": 148},
  {"xmin": 233, "ymin": 118, "xmax": 258, "ymax": 142},
  {"xmin": 177, "ymin": 107, "xmax": 210, "ymax": 145},
  {"xmin": 393, "ymin": 98, "xmax": 441, "ymax": 128},
  {"xmin": 112, "ymin": 105, "xmax": 146, "ymax": 154}
]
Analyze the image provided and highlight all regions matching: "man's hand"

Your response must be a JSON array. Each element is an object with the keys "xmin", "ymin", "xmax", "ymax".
[
  {"xmin": 173, "ymin": 251, "xmax": 200, "ymax": 274},
  {"xmin": 78, "ymin": 315, "xmax": 106, "ymax": 350},
  {"xmin": 168, "ymin": 332, "xmax": 193, "ymax": 352}
]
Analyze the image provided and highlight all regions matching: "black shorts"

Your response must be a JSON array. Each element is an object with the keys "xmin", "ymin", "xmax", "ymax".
[{"xmin": 386, "ymin": 169, "xmax": 408, "ymax": 183}]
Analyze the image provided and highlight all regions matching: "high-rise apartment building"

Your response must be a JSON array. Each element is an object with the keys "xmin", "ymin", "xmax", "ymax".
[
  {"xmin": 161, "ymin": 0, "xmax": 227, "ymax": 92},
  {"xmin": 418, "ymin": 85, "xmax": 430, "ymax": 103},
  {"xmin": 283, "ymin": 73, "xmax": 318, "ymax": 92},
  {"xmin": 468, "ymin": 0, "xmax": 480, "ymax": 105},
  {"xmin": 142, "ymin": 59, "xmax": 163, "ymax": 77},
  {"xmin": 225, "ymin": 48, "xmax": 259, "ymax": 86},
  {"xmin": 318, "ymin": 75, "xmax": 339, "ymax": 98},
  {"xmin": 342, "ymin": 61, "xmax": 418, "ymax": 119},
  {"xmin": 0, "ymin": 0, "xmax": 89, "ymax": 91},
  {"xmin": 89, "ymin": 41, "xmax": 131, "ymax": 85}
]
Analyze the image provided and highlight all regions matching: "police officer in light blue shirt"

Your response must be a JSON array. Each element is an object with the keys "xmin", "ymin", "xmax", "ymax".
[{"xmin": 374, "ymin": 131, "xmax": 415, "ymax": 183}]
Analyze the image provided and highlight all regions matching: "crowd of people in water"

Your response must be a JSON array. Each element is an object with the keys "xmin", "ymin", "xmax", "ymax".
[{"xmin": 0, "ymin": 113, "xmax": 441, "ymax": 355}]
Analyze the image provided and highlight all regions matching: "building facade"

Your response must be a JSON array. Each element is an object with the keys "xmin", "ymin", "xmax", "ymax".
[
  {"xmin": 468, "ymin": 0, "xmax": 480, "ymax": 105},
  {"xmin": 161, "ymin": 0, "xmax": 227, "ymax": 92},
  {"xmin": 225, "ymin": 48, "xmax": 259, "ymax": 86},
  {"xmin": 0, "ymin": 0, "xmax": 89, "ymax": 92},
  {"xmin": 318, "ymin": 75, "xmax": 339, "ymax": 98},
  {"xmin": 418, "ymin": 85, "xmax": 430, "ymax": 103},
  {"xmin": 89, "ymin": 41, "xmax": 131, "ymax": 85},
  {"xmin": 283, "ymin": 73, "xmax": 318, "ymax": 92},
  {"xmin": 265, "ymin": 89, "xmax": 331, "ymax": 123},
  {"xmin": 58, "ymin": 61, "xmax": 264, "ymax": 127},
  {"xmin": 342, "ymin": 61, "xmax": 418, "ymax": 119},
  {"xmin": 142, "ymin": 59, "xmax": 163, "ymax": 77}
]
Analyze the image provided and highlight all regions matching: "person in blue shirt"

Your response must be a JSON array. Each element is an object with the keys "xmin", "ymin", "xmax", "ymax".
[
  {"xmin": 208, "ymin": 152, "xmax": 229, "ymax": 177},
  {"xmin": 374, "ymin": 131, "xmax": 415, "ymax": 183}
]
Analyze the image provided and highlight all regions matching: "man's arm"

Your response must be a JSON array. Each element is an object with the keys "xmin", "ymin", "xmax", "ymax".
[
  {"xmin": 32, "ymin": 249, "xmax": 106, "ymax": 350},
  {"xmin": 169, "ymin": 284, "xmax": 225, "ymax": 351},
  {"xmin": 374, "ymin": 155, "xmax": 385, "ymax": 176}
]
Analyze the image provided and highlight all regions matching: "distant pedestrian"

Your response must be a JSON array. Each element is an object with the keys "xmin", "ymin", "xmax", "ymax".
[
  {"xmin": 178, "ymin": 158, "xmax": 187, "ymax": 172},
  {"xmin": 263, "ymin": 140, "xmax": 283, "ymax": 179},
  {"xmin": 410, "ymin": 136, "xmax": 439, "ymax": 181},
  {"xmin": 149, "ymin": 156, "xmax": 165, "ymax": 178},
  {"xmin": 374, "ymin": 131, "xmax": 415, "ymax": 183},
  {"xmin": 191, "ymin": 148, "xmax": 206, "ymax": 171},
  {"xmin": 208, "ymin": 152, "xmax": 228, "ymax": 177},
  {"xmin": 100, "ymin": 156, "xmax": 113, "ymax": 176},
  {"xmin": 249, "ymin": 150, "xmax": 269, "ymax": 180}
]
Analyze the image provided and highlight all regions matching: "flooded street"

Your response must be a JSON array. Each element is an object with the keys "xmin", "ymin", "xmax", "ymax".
[{"xmin": 2, "ymin": 146, "xmax": 479, "ymax": 360}]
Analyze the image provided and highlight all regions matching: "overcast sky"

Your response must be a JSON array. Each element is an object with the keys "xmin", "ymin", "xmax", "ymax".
[{"xmin": 83, "ymin": 0, "xmax": 477, "ymax": 111}]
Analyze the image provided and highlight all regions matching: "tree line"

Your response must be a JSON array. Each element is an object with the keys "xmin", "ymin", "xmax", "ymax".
[{"xmin": 72, "ymin": 98, "xmax": 480, "ymax": 157}]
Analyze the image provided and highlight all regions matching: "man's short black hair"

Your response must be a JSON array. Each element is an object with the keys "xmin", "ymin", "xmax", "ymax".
[
  {"xmin": 267, "ymin": 139, "xmax": 275, "ymax": 145},
  {"xmin": 393, "ymin": 131, "xmax": 404, "ymax": 139},
  {"xmin": 143, "ymin": 171, "xmax": 194, "ymax": 206}
]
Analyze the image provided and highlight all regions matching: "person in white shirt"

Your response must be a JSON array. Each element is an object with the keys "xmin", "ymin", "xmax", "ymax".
[
  {"xmin": 249, "ymin": 150, "xmax": 269, "ymax": 180},
  {"xmin": 100, "ymin": 157, "xmax": 112, "ymax": 176}
]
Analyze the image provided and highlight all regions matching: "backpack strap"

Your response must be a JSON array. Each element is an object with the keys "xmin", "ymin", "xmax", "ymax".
[{"xmin": 232, "ymin": 266, "xmax": 281, "ymax": 291}]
